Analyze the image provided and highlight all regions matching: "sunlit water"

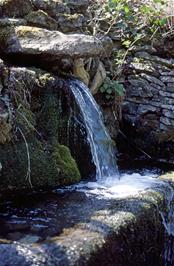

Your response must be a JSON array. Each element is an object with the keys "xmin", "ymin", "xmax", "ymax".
[
  {"xmin": 69, "ymin": 79, "xmax": 118, "ymax": 179},
  {"xmin": 57, "ymin": 171, "xmax": 164, "ymax": 199}
]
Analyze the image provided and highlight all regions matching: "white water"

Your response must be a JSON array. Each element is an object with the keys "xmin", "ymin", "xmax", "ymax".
[
  {"xmin": 69, "ymin": 79, "xmax": 119, "ymax": 180},
  {"xmin": 69, "ymin": 79, "xmax": 166, "ymax": 199},
  {"xmin": 59, "ymin": 171, "xmax": 162, "ymax": 199}
]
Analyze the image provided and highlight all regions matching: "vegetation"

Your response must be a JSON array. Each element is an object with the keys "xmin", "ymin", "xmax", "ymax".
[
  {"xmin": 100, "ymin": 77, "xmax": 125, "ymax": 99},
  {"xmin": 90, "ymin": 0, "xmax": 174, "ymax": 101}
]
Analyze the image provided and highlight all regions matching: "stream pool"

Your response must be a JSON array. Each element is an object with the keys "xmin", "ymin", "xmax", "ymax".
[{"xmin": 0, "ymin": 163, "xmax": 169, "ymax": 244}]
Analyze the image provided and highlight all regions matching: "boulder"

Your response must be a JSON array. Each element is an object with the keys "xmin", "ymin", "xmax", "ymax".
[
  {"xmin": 0, "ymin": 26, "xmax": 113, "ymax": 61},
  {"xmin": 25, "ymin": 10, "xmax": 58, "ymax": 31},
  {"xmin": 0, "ymin": 18, "xmax": 27, "ymax": 27},
  {"xmin": 57, "ymin": 13, "xmax": 84, "ymax": 33},
  {"xmin": 0, "ymin": 183, "xmax": 169, "ymax": 265},
  {"xmin": 0, "ymin": 62, "xmax": 81, "ymax": 192},
  {"xmin": 66, "ymin": 0, "xmax": 90, "ymax": 13}
]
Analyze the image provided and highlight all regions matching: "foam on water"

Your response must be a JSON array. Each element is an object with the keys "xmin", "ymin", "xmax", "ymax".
[{"xmin": 59, "ymin": 172, "xmax": 163, "ymax": 199}]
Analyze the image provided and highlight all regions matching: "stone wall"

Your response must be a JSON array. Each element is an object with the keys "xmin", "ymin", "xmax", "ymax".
[{"xmin": 122, "ymin": 46, "xmax": 174, "ymax": 161}]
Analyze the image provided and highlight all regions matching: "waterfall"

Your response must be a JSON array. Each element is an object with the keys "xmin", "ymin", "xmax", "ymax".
[
  {"xmin": 69, "ymin": 79, "xmax": 174, "ymax": 265},
  {"xmin": 69, "ymin": 79, "xmax": 119, "ymax": 180}
]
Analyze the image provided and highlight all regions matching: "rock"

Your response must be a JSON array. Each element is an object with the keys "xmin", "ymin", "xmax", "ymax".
[
  {"xmin": 31, "ymin": 0, "xmax": 70, "ymax": 19},
  {"xmin": 160, "ymin": 117, "xmax": 174, "ymax": 126},
  {"xmin": 0, "ymin": 26, "xmax": 113, "ymax": 61},
  {"xmin": 128, "ymin": 77, "xmax": 149, "ymax": 88},
  {"xmin": 0, "ymin": 97, "xmax": 11, "ymax": 144},
  {"xmin": 90, "ymin": 61, "xmax": 106, "ymax": 95},
  {"xmin": 103, "ymin": 107, "xmax": 119, "ymax": 139},
  {"xmin": 122, "ymin": 49, "xmax": 174, "ymax": 160},
  {"xmin": 164, "ymin": 85, "xmax": 174, "ymax": 93},
  {"xmin": 0, "ymin": 64, "xmax": 81, "ymax": 192},
  {"xmin": 57, "ymin": 13, "xmax": 84, "ymax": 33},
  {"xmin": 0, "ymin": 18, "xmax": 27, "ymax": 27},
  {"xmin": 160, "ymin": 76, "xmax": 174, "ymax": 83},
  {"xmin": 19, "ymin": 235, "xmax": 40, "ymax": 244},
  {"xmin": 154, "ymin": 35, "xmax": 174, "ymax": 57},
  {"xmin": 0, "ymin": 0, "xmax": 33, "ymax": 17},
  {"xmin": 159, "ymin": 91, "xmax": 174, "ymax": 98},
  {"xmin": 137, "ymin": 105, "xmax": 157, "ymax": 115},
  {"xmin": 66, "ymin": 0, "xmax": 89, "ymax": 13},
  {"xmin": 0, "ymin": 185, "xmax": 168, "ymax": 265},
  {"xmin": 160, "ymin": 171, "xmax": 174, "ymax": 182},
  {"xmin": 130, "ymin": 60, "xmax": 159, "ymax": 77},
  {"xmin": 160, "ymin": 71, "xmax": 174, "ymax": 76},
  {"xmin": 25, "ymin": 10, "xmax": 58, "ymax": 31},
  {"xmin": 133, "ymin": 44, "xmax": 157, "ymax": 54},
  {"xmin": 0, "ymin": 120, "xmax": 11, "ymax": 144},
  {"xmin": 135, "ymin": 52, "xmax": 174, "ymax": 69},
  {"xmin": 140, "ymin": 73, "xmax": 164, "ymax": 87},
  {"xmin": 162, "ymin": 109, "xmax": 174, "ymax": 119},
  {"xmin": 73, "ymin": 58, "xmax": 90, "ymax": 85}
]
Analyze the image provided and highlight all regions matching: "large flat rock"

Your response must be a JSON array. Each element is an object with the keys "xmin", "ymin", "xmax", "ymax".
[
  {"xmin": 0, "ymin": 178, "xmax": 172, "ymax": 266},
  {"xmin": 0, "ymin": 26, "xmax": 113, "ymax": 60}
]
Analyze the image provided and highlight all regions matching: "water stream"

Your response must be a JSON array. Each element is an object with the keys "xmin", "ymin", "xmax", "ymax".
[
  {"xmin": 69, "ymin": 79, "xmax": 174, "ymax": 266},
  {"xmin": 69, "ymin": 79, "xmax": 119, "ymax": 180}
]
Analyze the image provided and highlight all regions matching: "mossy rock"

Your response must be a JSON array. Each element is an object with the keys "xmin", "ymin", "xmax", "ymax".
[
  {"xmin": 0, "ymin": 120, "xmax": 11, "ymax": 144},
  {"xmin": 16, "ymin": 106, "xmax": 36, "ymax": 135},
  {"xmin": 52, "ymin": 144, "xmax": 81, "ymax": 185},
  {"xmin": 37, "ymin": 92, "xmax": 60, "ymax": 142},
  {"xmin": 0, "ymin": 138, "xmax": 80, "ymax": 191}
]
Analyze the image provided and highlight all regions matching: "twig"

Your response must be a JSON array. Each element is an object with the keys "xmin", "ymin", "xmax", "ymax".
[
  {"xmin": 17, "ymin": 126, "xmax": 32, "ymax": 188},
  {"xmin": 119, "ymin": 129, "xmax": 152, "ymax": 159}
]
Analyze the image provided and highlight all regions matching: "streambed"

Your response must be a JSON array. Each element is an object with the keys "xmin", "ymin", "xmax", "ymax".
[{"xmin": 0, "ymin": 165, "xmax": 173, "ymax": 266}]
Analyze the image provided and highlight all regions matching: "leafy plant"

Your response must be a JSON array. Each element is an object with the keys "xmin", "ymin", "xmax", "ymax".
[{"xmin": 100, "ymin": 77, "xmax": 125, "ymax": 99}]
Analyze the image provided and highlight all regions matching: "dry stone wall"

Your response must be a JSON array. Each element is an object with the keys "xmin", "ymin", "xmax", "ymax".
[{"xmin": 122, "ymin": 48, "xmax": 174, "ymax": 160}]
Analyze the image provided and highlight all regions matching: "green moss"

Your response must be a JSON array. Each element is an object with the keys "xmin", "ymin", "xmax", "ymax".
[
  {"xmin": 38, "ymin": 93, "xmax": 60, "ymax": 144},
  {"xmin": 0, "ymin": 69, "xmax": 81, "ymax": 192},
  {"xmin": 52, "ymin": 144, "xmax": 81, "ymax": 185},
  {"xmin": 16, "ymin": 105, "xmax": 36, "ymax": 135},
  {"xmin": 0, "ymin": 138, "xmax": 80, "ymax": 191}
]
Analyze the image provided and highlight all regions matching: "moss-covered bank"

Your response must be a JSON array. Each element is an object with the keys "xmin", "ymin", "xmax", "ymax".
[{"xmin": 0, "ymin": 61, "xmax": 81, "ymax": 192}]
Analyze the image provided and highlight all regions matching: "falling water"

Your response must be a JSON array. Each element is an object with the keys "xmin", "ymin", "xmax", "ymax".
[
  {"xmin": 158, "ymin": 183, "xmax": 174, "ymax": 266},
  {"xmin": 69, "ymin": 79, "xmax": 119, "ymax": 180}
]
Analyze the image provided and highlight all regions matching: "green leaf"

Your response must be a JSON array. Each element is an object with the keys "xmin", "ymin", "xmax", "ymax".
[
  {"xmin": 105, "ymin": 94, "xmax": 112, "ymax": 99},
  {"xmin": 106, "ymin": 88, "xmax": 113, "ymax": 94},
  {"xmin": 100, "ymin": 86, "xmax": 106, "ymax": 93},
  {"xmin": 124, "ymin": 5, "xmax": 130, "ymax": 14},
  {"xmin": 122, "ymin": 39, "xmax": 131, "ymax": 48}
]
